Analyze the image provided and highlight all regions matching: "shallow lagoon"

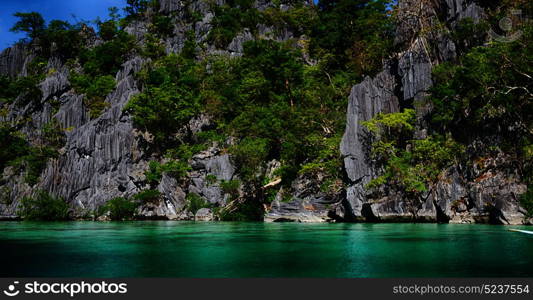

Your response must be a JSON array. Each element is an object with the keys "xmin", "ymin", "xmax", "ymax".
[{"xmin": 0, "ymin": 221, "xmax": 531, "ymax": 277}]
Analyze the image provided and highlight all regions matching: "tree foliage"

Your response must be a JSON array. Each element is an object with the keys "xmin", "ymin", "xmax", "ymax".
[
  {"xmin": 10, "ymin": 12, "xmax": 46, "ymax": 39},
  {"xmin": 18, "ymin": 191, "xmax": 69, "ymax": 221}
]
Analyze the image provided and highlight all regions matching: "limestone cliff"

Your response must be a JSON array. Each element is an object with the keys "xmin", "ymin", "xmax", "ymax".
[{"xmin": 0, "ymin": 0, "xmax": 530, "ymax": 224}]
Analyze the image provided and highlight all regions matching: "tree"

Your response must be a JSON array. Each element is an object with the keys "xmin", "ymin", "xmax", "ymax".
[
  {"xmin": 18, "ymin": 191, "xmax": 70, "ymax": 221},
  {"xmin": 124, "ymin": 0, "xmax": 150, "ymax": 18},
  {"xmin": 10, "ymin": 12, "xmax": 46, "ymax": 39}
]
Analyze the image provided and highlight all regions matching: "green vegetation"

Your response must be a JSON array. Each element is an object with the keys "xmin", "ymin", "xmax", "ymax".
[
  {"xmin": 152, "ymin": 15, "xmax": 174, "ymax": 36},
  {"xmin": 362, "ymin": 5, "xmax": 532, "ymax": 209},
  {"xmin": 430, "ymin": 23, "xmax": 532, "ymax": 152},
  {"xmin": 144, "ymin": 160, "xmax": 191, "ymax": 186},
  {"xmin": 18, "ymin": 191, "xmax": 69, "ymax": 221},
  {"xmin": 70, "ymin": 74, "xmax": 116, "ymax": 118},
  {"xmin": 0, "ymin": 55, "xmax": 45, "ymax": 107},
  {"xmin": 10, "ymin": 12, "xmax": 46, "ymax": 39},
  {"xmin": 220, "ymin": 179, "xmax": 240, "ymax": 197},
  {"xmin": 133, "ymin": 189, "xmax": 161, "ymax": 204},
  {"xmin": 126, "ymin": 1, "xmax": 397, "ymax": 218},
  {"xmin": 98, "ymin": 197, "xmax": 139, "ymax": 220},
  {"xmin": 363, "ymin": 110, "xmax": 464, "ymax": 204},
  {"xmin": 125, "ymin": 53, "xmax": 201, "ymax": 145},
  {"xmin": 69, "ymin": 29, "xmax": 135, "ymax": 118},
  {"xmin": 208, "ymin": 0, "xmax": 261, "ymax": 48},
  {"xmin": 11, "ymin": 12, "xmax": 85, "ymax": 59},
  {"xmin": 185, "ymin": 193, "xmax": 210, "ymax": 215},
  {"xmin": 310, "ymin": 0, "xmax": 393, "ymax": 75},
  {"xmin": 124, "ymin": 0, "xmax": 154, "ymax": 19},
  {"xmin": 0, "ymin": 121, "xmax": 64, "ymax": 185},
  {"xmin": 0, "ymin": 125, "xmax": 29, "ymax": 171}
]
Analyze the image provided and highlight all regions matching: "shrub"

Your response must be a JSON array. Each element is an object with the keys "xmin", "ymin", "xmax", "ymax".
[
  {"xmin": 185, "ymin": 193, "xmax": 209, "ymax": 215},
  {"xmin": 230, "ymin": 137, "xmax": 270, "ymax": 182},
  {"xmin": 140, "ymin": 34, "xmax": 166, "ymax": 59},
  {"xmin": 0, "ymin": 125, "xmax": 30, "ymax": 171},
  {"xmin": 133, "ymin": 189, "xmax": 161, "ymax": 204},
  {"xmin": 79, "ymin": 31, "xmax": 136, "ymax": 77},
  {"xmin": 145, "ymin": 161, "xmax": 163, "ymax": 185},
  {"xmin": 207, "ymin": 2, "xmax": 261, "ymax": 48},
  {"xmin": 144, "ymin": 160, "xmax": 191, "ymax": 186},
  {"xmin": 206, "ymin": 174, "xmax": 218, "ymax": 185},
  {"xmin": 125, "ymin": 54, "xmax": 202, "ymax": 145},
  {"xmin": 220, "ymin": 180, "xmax": 240, "ymax": 197},
  {"xmin": 153, "ymin": 15, "xmax": 174, "ymax": 36},
  {"xmin": 71, "ymin": 74, "xmax": 115, "ymax": 118},
  {"xmin": 18, "ymin": 191, "xmax": 69, "ymax": 221},
  {"xmin": 99, "ymin": 197, "xmax": 139, "ymax": 220},
  {"xmin": 98, "ymin": 20, "xmax": 118, "ymax": 41}
]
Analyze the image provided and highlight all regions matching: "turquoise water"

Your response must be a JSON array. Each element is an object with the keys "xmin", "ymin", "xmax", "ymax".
[{"xmin": 0, "ymin": 221, "xmax": 532, "ymax": 277}]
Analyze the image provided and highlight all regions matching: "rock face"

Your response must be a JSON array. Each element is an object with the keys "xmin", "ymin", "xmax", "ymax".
[
  {"xmin": 265, "ymin": 176, "xmax": 344, "ymax": 222},
  {"xmin": 194, "ymin": 208, "xmax": 214, "ymax": 221},
  {"xmin": 337, "ymin": 0, "xmax": 529, "ymax": 225},
  {"xmin": 0, "ymin": 43, "xmax": 29, "ymax": 77},
  {"xmin": 0, "ymin": 0, "xmax": 291, "ymax": 220},
  {"xmin": 0, "ymin": 0, "xmax": 528, "ymax": 224},
  {"xmin": 340, "ymin": 65, "xmax": 400, "ymax": 220}
]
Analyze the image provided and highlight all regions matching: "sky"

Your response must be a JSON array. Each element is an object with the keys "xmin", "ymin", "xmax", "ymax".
[{"xmin": 0, "ymin": 0, "xmax": 127, "ymax": 50}]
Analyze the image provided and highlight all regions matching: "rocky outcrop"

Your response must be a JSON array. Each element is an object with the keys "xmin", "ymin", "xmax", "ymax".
[
  {"xmin": 0, "ymin": 0, "xmax": 528, "ymax": 224},
  {"xmin": 0, "ymin": 1, "xmax": 249, "ymax": 220},
  {"xmin": 338, "ymin": 0, "xmax": 529, "ymax": 224},
  {"xmin": 194, "ymin": 208, "xmax": 214, "ymax": 221},
  {"xmin": 0, "ymin": 43, "xmax": 29, "ymax": 77},
  {"xmin": 265, "ymin": 175, "xmax": 344, "ymax": 222}
]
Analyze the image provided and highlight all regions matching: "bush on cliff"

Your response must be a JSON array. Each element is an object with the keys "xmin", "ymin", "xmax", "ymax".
[
  {"xmin": 18, "ymin": 191, "xmax": 70, "ymax": 221},
  {"xmin": 99, "ymin": 197, "xmax": 139, "ymax": 221},
  {"xmin": 363, "ymin": 109, "xmax": 463, "ymax": 201},
  {"xmin": 133, "ymin": 189, "xmax": 161, "ymax": 204},
  {"xmin": 185, "ymin": 193, "xmax": 210, "ymax": 215}
]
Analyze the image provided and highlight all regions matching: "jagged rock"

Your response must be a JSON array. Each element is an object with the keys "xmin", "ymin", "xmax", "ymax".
[
  {"xmin": 264, "ymin": 176, "xmax": 342, "ymax": 222},
  {"xmin": 0, "ymin": 0, "xmax": 529, "ymax": 225},
  {"xmin": 195, "ymin": 208, "xmax": 214, "ymax": 221},
  {"xmin": 159, "ymin": 0, "xmax": 183, "ymax": 13},
  {"xmin": 443, "ymin": 0, "xmax": 485, "ymax": 24},
  {"xmin": 55, "ymin": 93, "xmax": 89, "ymax": 130},
  {"xmin": 340, "ymin": 64, "xmax": 399, "ymax": 218},
  {"xmin": 398, "ymin": 38, "xmax": 433, "ymax": 101},
  {"xmin": 0, "ymin": 43, "xmax": 28, "ymax": 77},
  {"xmin": 176, "ymin": 210, "xmax": 194, "ymax": 220},
  {"xmin": 40, "ymin": 63, "xmax": 70, "ymax": 101},
  {"xmin": 206, "ymin": 154, "xmax": 235, "ymax": 181},
  {"xmin": 125, "ymin": 20, "xmax": 149, "ymax": 41},
  {"xmin": 227, "ymin": 29, "xmax": 254, "ymax": 55},
  {"xmin": 154, "ymin": 174, "xmax": 187, "ymax": 218}
]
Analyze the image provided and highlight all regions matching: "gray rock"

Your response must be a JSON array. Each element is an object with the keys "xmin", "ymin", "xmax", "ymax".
[
  {"xmin": 227, "ymin": 29, "xmax": 254, "ymax": 55},
  {"xmin": 264, "ymin": 176, "xmax": 343, "ymax": 222},
  {"xmin": 340, "ymin": 64, "xmax": 399, "ymax": 218},
  {"xmin": 206, "ymin": 154, "xmax": 235, "ymax": 181},
  {"xmin": 159, "ymin": 0, "xmax": 183, "ymax": 13},
  {"xmin": 398, "ymin": 39, "xmax": 433, "ymax": 101},
  {"xmin": 195, "ymin": 208, "xmax": 214, "ymax": 221},
  {"xmin": 0, "ymin": 43, "xmax": 28, "ymax": 77}
]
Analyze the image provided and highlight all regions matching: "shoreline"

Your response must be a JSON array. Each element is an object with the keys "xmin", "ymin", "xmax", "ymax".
[{"xmin": 1, "ymin": 215, "xmax": 531, "ymax": 225}]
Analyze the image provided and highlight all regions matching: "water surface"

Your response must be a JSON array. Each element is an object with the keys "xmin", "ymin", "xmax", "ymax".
[{"xmin": 0, "ymin": 221, "xmax": 531, "ymax": 277}]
